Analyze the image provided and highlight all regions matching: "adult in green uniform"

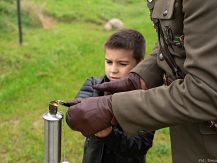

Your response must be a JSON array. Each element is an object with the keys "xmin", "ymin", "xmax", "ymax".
[{"xmin": 66, "ymin": 0, "xmax": 217, "ymax": 162}]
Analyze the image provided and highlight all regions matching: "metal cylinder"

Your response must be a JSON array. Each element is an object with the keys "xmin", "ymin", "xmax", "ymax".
[{"xmin": 43, "ymin": 101, "xmax": 63, "ymax": 163}]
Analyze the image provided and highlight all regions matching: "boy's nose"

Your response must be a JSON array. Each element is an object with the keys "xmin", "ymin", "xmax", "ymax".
[{"xmin": 111, "ymin": 65, "xmax": 118, "ymax": 73}]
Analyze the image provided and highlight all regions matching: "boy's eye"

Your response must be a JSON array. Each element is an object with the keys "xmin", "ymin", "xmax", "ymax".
[
  {"xmin": 106, "ymin": 60, "xmax": 112, "ymax": 64},
  {"xmin": 119, "ymin": 62, "xmax": 128, "ymax": 66}
]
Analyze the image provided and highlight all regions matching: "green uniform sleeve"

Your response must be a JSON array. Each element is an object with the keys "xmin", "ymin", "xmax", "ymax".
[{"xmin": 112, "ymin": 0, "xmax": 217, "ymax": 136}]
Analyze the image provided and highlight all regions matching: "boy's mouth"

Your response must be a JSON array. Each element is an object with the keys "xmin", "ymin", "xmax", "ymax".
[{"xmin": 110, "ymin": 77, "xmax": 120, "ymax": 80}]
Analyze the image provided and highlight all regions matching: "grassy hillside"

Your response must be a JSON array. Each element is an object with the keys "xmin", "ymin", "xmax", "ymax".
[{"xmin": 0, "ymin": 0, "xmax": 171, "ymax": 162}]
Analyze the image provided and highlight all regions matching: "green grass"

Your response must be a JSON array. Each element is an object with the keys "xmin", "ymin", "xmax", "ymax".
[{"xmin": 0, "ymin": 0, "xmax": 171, "ymax": 162}]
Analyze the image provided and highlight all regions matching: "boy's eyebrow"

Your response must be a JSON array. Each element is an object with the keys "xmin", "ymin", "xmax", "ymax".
[
  {"xmin": 118, "ymin": 61, "xmax": 129, "ymax": 63},
  {"xmin": 105, "ymin": 58, "xmax": 129, "ymax": 62}
]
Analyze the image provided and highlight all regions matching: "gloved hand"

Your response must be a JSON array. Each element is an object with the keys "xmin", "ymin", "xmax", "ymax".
[
  {"xmin": 65, "ymin": 95, "xmax": 118, "ymax": 136},
  {"xmin": 93, "ymin": 72, "xmax": 147, "ymax": 93}
]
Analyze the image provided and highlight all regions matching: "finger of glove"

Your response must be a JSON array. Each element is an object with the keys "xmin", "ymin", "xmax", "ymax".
[
  {"xmin": 93, "ymin": 82, "xmax": 114, "ymax": 92},
  {"xmin": 94, "ymin": 73, "xmax": 142, "ymax": 93},
  {"xmin": 66, "ymin": 103, "xmax": 85, "ymax": 131},
  {"xmin": 94, "ymin": 80, "xmax": 128, "ymax": 93},
  {"xmin": 65, "ymin": 98, "xmax": 82, "ymax": 106}
]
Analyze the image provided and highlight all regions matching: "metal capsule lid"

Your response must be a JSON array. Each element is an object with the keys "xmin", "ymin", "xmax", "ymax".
[
  {"xmin": 49, "ymin": 100, "xmax": 58, "ymax": 115},
  {"xmin": 42, "ymin": 100, "xmax": 63, "ymax": 121}
]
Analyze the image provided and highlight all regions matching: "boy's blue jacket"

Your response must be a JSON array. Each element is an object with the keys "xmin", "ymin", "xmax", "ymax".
[{"xmin": 74, "ymin": 75, "xmax": 154, "ymax": 163}]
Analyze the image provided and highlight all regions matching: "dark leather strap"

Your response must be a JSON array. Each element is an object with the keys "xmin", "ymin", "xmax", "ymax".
[{"xmin": 156, "ymin": 20, "xmax": 185, "ymax": 79}]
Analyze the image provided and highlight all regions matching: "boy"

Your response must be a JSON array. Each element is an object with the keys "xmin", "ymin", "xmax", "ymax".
[{"xmin": 66, "ymin": 29, "xmax": 154, "ymax": 163}]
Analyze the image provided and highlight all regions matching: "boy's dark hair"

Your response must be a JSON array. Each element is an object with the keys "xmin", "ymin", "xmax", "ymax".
[{"xmin": 104, "ymin": 29, "xmax": 145, "ymax": 63}]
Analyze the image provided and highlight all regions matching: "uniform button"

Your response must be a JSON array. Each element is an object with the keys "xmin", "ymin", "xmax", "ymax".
[
  {"xmin": 148, "ymin": 0, "xmax": 152, "ymax": 2},
  {"xmin": 163, "ymin": 10, "xmax": 168, "ymax": 16},
  {"xmin": 159, "ymin": 53, "xmax": 164, "ymax": 61}
]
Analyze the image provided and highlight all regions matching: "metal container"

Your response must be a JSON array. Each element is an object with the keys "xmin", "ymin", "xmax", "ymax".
[{"xmin": 43, "ymin": 101, "xmax": 63, "ymax": 163}]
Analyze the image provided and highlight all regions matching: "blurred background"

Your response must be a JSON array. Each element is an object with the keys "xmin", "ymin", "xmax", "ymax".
[{"xmin": 0, "ymin": 0, "xmax": 171, "ymax": 162}]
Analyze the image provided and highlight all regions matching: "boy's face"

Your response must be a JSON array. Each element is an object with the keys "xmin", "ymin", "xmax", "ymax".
[{"xmin": 105, "ymin": 48, "xmax": 137, "ymax": 81}]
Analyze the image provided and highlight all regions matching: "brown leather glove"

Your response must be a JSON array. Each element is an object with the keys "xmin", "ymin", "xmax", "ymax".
[
  {"xmin": 65, "ymin": 95, "xmax": 118, "ymax": 136},
  {"xmin": 93, "ymin": 72, "xmax": 147, "ymax": 94}
]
